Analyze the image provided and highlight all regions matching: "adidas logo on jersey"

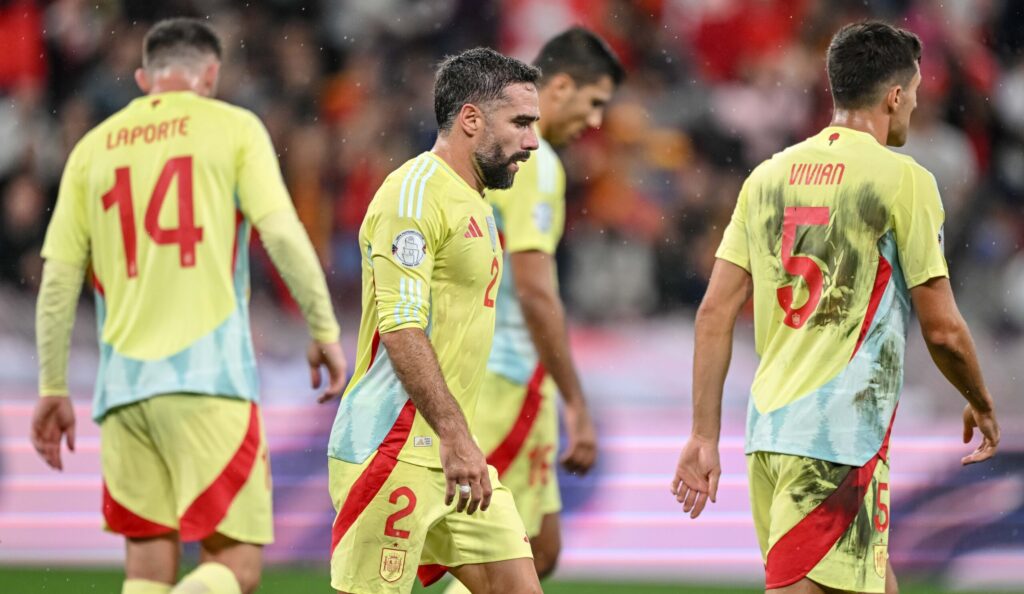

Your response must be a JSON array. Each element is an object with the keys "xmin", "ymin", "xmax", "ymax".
[{"xmin": 464, "ymin": 217, "xmax": 485, "ymax": 238}]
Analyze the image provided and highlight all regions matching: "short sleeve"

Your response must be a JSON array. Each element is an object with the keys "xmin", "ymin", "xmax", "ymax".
[
  {"xmin": 370, "ymin": 196, "xmax": 447, "ymax": 334},
  {"xmin": 41, "ymin": 144, "xmax": 91, "ymax": 268},
  {"xmin": 893, "ymin": 164, "xmax": 948, "ymax": 288},
  {"xmin": 236, "ymin": 112, "xmax": 294, "ymax": 224},
  {"xmin": 715, "ymin": 177, "xmax": 752, "ymax": 271},
  {"xmin": 495, "ymin": 184, "xmax": 563, "ymax": 256}
]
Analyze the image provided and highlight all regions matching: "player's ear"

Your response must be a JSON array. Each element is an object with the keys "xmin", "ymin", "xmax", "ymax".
[
  {"xmin": 547, "ymin": 73, "xmax": 575, "ymax": 103},
  {"xmin": 202, "ymin": 60, "xmax": 221, "ymax": 97},
  {"xmin": 457, "ymin": 103, "xmax": 484, "ymax": 137},
  {"xmin": 885, "ymin": 84, "xmax": 902, "ymax": 115},
  {"xmin": 134, "ymin": 68, "xmax": 151, "ymax": 94}
]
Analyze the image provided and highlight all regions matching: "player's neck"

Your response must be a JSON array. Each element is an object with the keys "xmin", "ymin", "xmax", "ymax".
[
  {"xmin": 829, "ymin": 109, "xmax": 889, "ymax": 145},
  {"xmin": 431, "ymin": 136, "xmax": 485, "ymax": 195}
]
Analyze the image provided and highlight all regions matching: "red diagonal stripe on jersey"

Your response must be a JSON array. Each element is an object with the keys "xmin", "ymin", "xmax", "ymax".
[
  {"xmin": 764, "ymin": 412, "xmax": 896, "ymax": 589},
  {"xmin": 850, "ymin": 255, "xmax": 893, "ymax": 360},
  {"xmin": 470, "ymin": 217, "xmax": 484, "ymax": 237},
  {"xmin": 230, "ymin": 209, "xmax": 244, "ymax": 274},
  {"xmin": 179, "ymin": 402, "xmax": 262, "ymax": 541},
  {"xmin": 102, "ymin": 482, "xmax": 174, "ymax": 538},
  {"xmin": 330, "ymin": 399, "xmax": 416, "ymax": 553},
  {"xmin": 488, "ymin": 364, "xmax": 546, "ymax": 476}
]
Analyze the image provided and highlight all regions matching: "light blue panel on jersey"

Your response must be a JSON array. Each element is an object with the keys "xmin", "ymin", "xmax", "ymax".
[
  {"xmin": 327, "ymin": 348, "xmax": 409, "ymax": 463},
  {"xmin": 91, "ymin": 216, "xmax": 260, "ymax": 421},
  {"xmin": 487, "ymin": 209, "xmax": 540, "ymax": 385},
  {"xmin": 745, "ymin": 232, "xmax": 910, "ymax": 467}
]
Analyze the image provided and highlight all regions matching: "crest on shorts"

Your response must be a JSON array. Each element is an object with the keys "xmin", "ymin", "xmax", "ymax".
[
  {"xmin": 873, "ymin": 543, "xmax": 888, "ymax": 578},
  {"xmin": 392, "ymin": 230, "xmax": 426, "ymax": 267},
  {"xmin": 380, "ymin": 547, "xmax": 406, "ymax": 582}
]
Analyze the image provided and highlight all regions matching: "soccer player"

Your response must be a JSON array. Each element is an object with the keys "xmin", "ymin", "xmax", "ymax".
[
  {"xmin": 326, "ymin": 48, "xmax": 543, "ymax": 594},
  {"xmin": 445, "ymin": 29, "xmax": 623, "ymax": 593},
  {"xmin": 671, "ymin": 21, "xmax": 1000, "ymax": 594},
  {"xmin": 31, "ymin": 18, "xmax": 347, "ymax": 594}
]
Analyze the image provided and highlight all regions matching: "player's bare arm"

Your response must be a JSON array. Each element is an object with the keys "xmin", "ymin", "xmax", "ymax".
[
  {"xmin": 910, "ymin": 276, "xmax": 999, "ymax": 465},
  {"xmin": 672, "ymin": 258, "xmax": 752, "ymax": 519},
  {"xmin": 511, "ymin": 250, "xmax": 596, "ymax": 474},
  {"xmin": 380, "ymin": 328, "xmax": 492, "ymax": 514}
]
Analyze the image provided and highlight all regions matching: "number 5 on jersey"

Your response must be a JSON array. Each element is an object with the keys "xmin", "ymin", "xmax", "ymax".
[
  {"xmin": 777, "ymin": 206, "xmax": 829, "ymax": 328},
  {"xmin": 102, "ymin": 155, "xmax": 203, "ymax": 278}
]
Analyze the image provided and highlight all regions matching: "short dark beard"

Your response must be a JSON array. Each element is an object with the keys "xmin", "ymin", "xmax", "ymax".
[{"xmin": 474, "ymin": 138, "xmax": 529, "ymax": 190}]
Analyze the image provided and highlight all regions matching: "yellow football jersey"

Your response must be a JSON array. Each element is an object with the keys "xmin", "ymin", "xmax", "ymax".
[
  {"xmin": 486, "ymin": 134, "xmax": 566, "ymax": 384},
  {"xmin": 41, "ymin": 91, "xmax": 294, "ymax": 419},
  {"xmin": 716, "ymin": 126, "xmax": 948, "ymax": 465},
  {"xmin": 328, "ymin": 152, "xmax": 503, "ymax": 469}
]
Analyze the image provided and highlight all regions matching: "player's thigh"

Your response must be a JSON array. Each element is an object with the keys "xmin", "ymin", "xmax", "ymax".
[
  {"xmin": 765, "ymin": 454, "xmax": 891, "ymax": 594},
  {"xmin": 100, "ymin": 401, "xmax": 177, "ymax": 535},
  {"xmin": 328, "ymin": 455, "xmax": 445, "ymax": 594},
  {"xmin": 530, "ymin": 512, "xmax": 562, "ymax": 577},
  {"xmin": 424, "ymin": 467, "xmax": 534, "ymax": 577},
  {"xmin": 124, "ymin": 533, "xmax": 181, "ymax": 584},
  {"xmin": 200, "ymin": 532, "xmax": 263, "ymax": 593},
  {"xmin": 145, "ymin": 394, "xmax": 273, "ymax": 545},
  {"xmin": 449, "ymin": 557, "xmax": 542, "ymax": 594}
]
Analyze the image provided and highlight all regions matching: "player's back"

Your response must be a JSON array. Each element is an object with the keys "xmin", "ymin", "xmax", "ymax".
[
  {"xmin": 716, "ymin": 126, "xmax": 948, "ymax": 465},
  {"xmin": 44, "ymin": 91, "xmax": 291, "ymax": 418}
]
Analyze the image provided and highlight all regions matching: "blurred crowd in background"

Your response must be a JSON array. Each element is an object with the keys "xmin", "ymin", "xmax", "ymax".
[{"xmin": 2, "ymin": 0, "xmax": 1024, "ymax": 332}]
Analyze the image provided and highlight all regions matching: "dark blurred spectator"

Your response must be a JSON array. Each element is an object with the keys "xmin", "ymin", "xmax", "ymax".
[{"xmin": 0, "ymin": 0, "xmax": 1020, "ymax": 333}]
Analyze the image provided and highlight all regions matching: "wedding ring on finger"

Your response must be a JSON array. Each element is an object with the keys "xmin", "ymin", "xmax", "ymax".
[{"xmin": 459, "ymin": 484, "xmax": 472, "ymax": 496}]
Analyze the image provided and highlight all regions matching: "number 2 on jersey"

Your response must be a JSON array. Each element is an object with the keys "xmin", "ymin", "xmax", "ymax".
[
  {"xmin": 101, "ymin": 155, "xmax": 203, "ymax": 278},
  {"xmin": 776, "ymin": 206, "xmax": 829, "ymax": 328},
  {"xmin": 483, "ymin": 256, "xmax": 499, "ymax": 308}
]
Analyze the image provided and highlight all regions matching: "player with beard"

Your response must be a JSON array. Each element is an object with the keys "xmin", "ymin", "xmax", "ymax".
[
  {"xmin": 326, "ymin": 48, "xmax": 543, "ymax": 594},
  {"xmin": 444, "ymin": 29, "xmax": 624, "ymax": 594}
]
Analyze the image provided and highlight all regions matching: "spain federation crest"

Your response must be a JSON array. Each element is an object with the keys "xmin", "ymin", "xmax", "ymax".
[
  {"xmin": 873, "ymin": 543, "xmax": 888, "ymax": 578},
  {"xmin": 380, "ymin": 547, "xmax": 406, "ymax": 582},
  {"xmin": 392, "ymin": 230, "xmax": 426, "ymax": 267}
]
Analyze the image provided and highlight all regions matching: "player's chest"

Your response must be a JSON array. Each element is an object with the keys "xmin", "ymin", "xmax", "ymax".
[{"xmin": 435, "ymin": 211, "xmax": 502, "ymax": 292}]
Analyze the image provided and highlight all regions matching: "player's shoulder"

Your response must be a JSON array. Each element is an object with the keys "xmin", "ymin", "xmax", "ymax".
[
  {"xmin": 370, "ymin": 153, "xmax": 455, "ymax": 220},
  {"xmin": 890, "ymin": 151, "xmax": 937, "ymax": 184}
]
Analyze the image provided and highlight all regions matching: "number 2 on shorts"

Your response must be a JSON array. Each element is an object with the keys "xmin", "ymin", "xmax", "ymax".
[{"xmin": 384, "ymin": 486, "xmax": 417, "ymax": 539}]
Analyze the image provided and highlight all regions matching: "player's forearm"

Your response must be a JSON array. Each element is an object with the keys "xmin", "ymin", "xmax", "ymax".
[
  {"xmin": 380, "ymin": 328, "xmax": 472, "ymax": 442},
  {"xmin": 519, "ymin": 290, "xmax": 586, "ymax": 407},
  {"xmin": 690, "ymin": 304, "xmax": 734, "ymax": 442},
  {"xmin": 923, "ymin": 319, "xmax": 994, "ymax": 413},
  {"xmin": 36, "ymin": 259, "xmax": 85, "ymax": 397},
  {"xmin": 255, "ymin": 209, "xmax": 340, "ymax": 342}
]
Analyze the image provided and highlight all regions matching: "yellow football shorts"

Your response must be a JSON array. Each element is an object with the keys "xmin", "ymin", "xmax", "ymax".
[
  {"xmin": 328, "ymin": 453, "xmax": 533, "ymax": 594},
  {"xmin": 748, "ymin": 447, "xmax": 891, "ymax": 593},
  {"xmin": 100, "ymin": 394, "xmax": 273, "ymax": 544},
  {"xmin": 473, "ymin": 367, "xmax": 561, "ymax": 537}
]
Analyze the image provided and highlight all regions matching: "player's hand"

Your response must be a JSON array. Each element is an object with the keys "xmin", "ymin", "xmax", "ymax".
[
  {"xmin": 961, "ymin": 404, "xmax": 999, "ymax": 465},
  {"xmin": 440, "ymin": 432, "xmax": 492, "ymax": 515},
  {"xmin": 670, "ymin": 434, "xmax": 720, "ymax": 519},
  {"xmin": 561, "ymin": 401, "xmax": 597, "ymax": 475},
  {"xmin": 307, "ymin": 340, "xmax": 348, "ymax": 403},
  {"xmin": 30, "ymin": 396, "xmax": 76, "ymax": 471}
]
